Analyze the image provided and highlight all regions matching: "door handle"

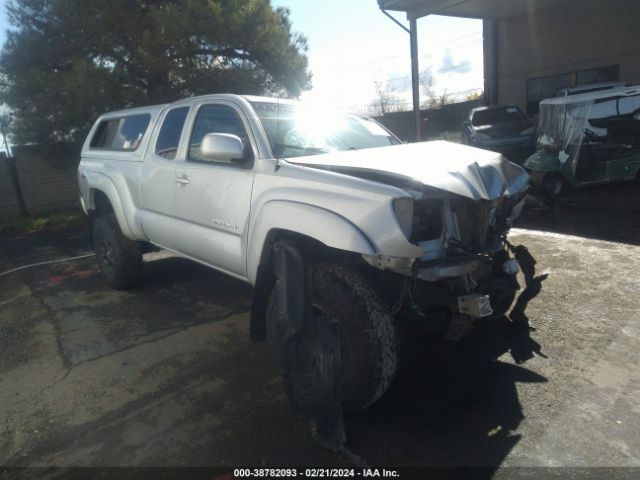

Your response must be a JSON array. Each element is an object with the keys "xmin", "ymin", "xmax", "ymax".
[{"xmin": 175, "ymin": 175, "xmax": 190, "ymax": 185}]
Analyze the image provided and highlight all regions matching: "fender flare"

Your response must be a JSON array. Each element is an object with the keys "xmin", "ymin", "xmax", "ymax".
[
  {"xmin": 85, "ymin": 172, "xmax": 136, "ymax": 239},
  {"xmin": 246, "ymin": 200, "xmax": 375, "ymax": 285}
]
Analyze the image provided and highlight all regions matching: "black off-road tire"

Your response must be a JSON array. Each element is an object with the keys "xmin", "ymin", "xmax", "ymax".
[
  {"xmin": 267, "ymin": 264, "xmax": 399, "ymax": 413},
  {"xmin": 93, "ymin": 214, "xmax": 143, "ymax": 290}
]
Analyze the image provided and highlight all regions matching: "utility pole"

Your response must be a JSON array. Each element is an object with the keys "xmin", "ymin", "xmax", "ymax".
[
  {"xmin": 1, "ymin": 113, "xmax": 27, "ymax": 216},
  {"xmin": 379, "ymin": 7, "xmax": 422, "ymax": 142},
  {"xmin": 409, "ymin": 18, "xmax": 421, "ymax": 142}
]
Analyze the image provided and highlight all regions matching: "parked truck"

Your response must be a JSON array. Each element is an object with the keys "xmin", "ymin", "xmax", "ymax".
[{"xmin": 78, "ymin": 94, "xmax": 530, "ymax": 425}]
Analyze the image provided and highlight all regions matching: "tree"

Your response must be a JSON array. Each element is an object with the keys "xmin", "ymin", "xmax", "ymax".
[
  {"xmin": 0, "ymin": 0, "xmax": 311, "ymax": 144},
  {"xmin": 420, "ymin": 68, "xmax": 448, "ymax": 109},
  {"xmin": 371, "ymin": 80, "xmax": 405, "ymax": 115}
]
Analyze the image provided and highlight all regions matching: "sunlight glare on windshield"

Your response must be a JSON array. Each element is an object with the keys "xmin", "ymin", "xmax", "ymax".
[{"xmin": 293, "ymin": 103, "xmax": 348, "ymax": 139}]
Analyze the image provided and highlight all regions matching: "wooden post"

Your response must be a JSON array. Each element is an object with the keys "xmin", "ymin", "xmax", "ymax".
[{"xmin": 6, "ymin": 156, "xmax": 28, "ymax": 216}]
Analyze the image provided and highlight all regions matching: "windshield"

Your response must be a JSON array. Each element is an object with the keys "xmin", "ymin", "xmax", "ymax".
[
  {"xmin": 472, "ymin": 107, "xmax": 526, "ymax": 126},
  {"xmin": 537, "ymin": 100, "xmax": 591, "ymax": 152},
  {"xmin": 250, "ymin": 101, "xmax": 400, "ymax": 158}
]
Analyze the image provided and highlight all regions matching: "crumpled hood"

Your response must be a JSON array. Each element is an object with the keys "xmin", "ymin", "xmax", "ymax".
[{"xmin": 287, "ymin": 140, "xmax": 530, "ymax": 201}]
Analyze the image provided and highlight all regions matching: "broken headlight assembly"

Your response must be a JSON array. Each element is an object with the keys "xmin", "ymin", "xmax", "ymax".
[{"xmin": 392, "ymin": 197, "xmax": 414, "ymax": 241}]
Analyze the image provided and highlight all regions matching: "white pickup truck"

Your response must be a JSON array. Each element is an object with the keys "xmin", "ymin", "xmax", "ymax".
[{"xmin": 78, "ymin": 94, "xmax": 529, "ymax": 416}]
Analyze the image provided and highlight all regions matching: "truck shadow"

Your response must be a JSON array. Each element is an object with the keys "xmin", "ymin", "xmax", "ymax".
[
  {"xmin": 348, "ymin": 317, "xmax": 548, "ymax": 469},
  {"xmin": 345, "ymin": 250, "xmax": 549, "ymax": 469},
  {"xmin": 116, "ymin": 252, "xmax": 551, "ymax": 470}
]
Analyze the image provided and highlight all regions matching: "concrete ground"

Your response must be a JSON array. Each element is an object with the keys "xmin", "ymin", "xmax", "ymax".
[{"xmin": 1, "ymin": 183, "xmax": 640, "ymax": 473}]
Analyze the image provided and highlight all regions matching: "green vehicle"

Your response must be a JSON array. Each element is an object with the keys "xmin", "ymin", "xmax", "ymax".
[{"xmin": 524, "ymin": 86, "xmax": 640, "ymax": 198}]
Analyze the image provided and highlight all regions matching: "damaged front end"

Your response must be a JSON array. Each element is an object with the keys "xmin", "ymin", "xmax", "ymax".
[
  {"xmin": 363, "ymin": 184, "xmax": 528, "ymax": 340},
  {"xmin": 262, "ymin": 142, "xmax": 535, "ymax": 454}
]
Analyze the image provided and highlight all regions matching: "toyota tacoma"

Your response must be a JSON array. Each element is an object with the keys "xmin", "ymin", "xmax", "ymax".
[{"xmin": 78, "ymin": 94, "xmax": 530, "ymax": 444}]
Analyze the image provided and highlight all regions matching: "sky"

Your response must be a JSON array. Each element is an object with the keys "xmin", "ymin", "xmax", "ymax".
[
  {"xmin": 271, "ymin": 1, "xmax": 484, "ymax": 111},
  {"xmin": 0, "ymin": 1, "xmax": 6, "ymax": 43},
  {"xmin": 0, "ymin": 0, "xmax": 484, "ymax": 112}
]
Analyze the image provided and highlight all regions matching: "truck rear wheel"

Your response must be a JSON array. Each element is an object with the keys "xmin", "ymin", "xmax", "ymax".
[
  {"xmin": 93, "ymin": 214, "xmax": 143, "ymax": 290},
  {"xmin": 267, "ymin": 264, "xmax": 399, "ymax": 412}
]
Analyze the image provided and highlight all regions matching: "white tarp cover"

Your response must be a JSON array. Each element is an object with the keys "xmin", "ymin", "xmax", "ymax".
[{"xmin": 536, "ymin": 92, "xmax": 640, "ymax": 174}]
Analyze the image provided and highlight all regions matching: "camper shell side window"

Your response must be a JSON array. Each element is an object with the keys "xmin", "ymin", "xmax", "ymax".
[{"xmin": 90, "ymin": 114, "xmax": 151, "ymax": 151}]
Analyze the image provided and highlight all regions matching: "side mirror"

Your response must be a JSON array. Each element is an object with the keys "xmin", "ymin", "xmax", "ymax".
[{"xmin": 201, "ymin": 133, "xmax": 244, "ymax": 164}]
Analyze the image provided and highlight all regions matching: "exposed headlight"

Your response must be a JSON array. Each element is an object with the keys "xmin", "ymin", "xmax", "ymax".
[{"xmin": 392, "ymin": 197, "xmax": 414, "ymax": 240}]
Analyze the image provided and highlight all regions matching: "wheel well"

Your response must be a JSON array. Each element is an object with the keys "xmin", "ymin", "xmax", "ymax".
[
  {"xmin": 91, "ymin": 190, "xmax": 114, "ymax": 217},
  {"xmin": 250, "ymin": 229, "xmax": 363, "ymax": 342},
  {"xmin": 258, "ymin": 229, "xmax": 361, "ymax": 271}
]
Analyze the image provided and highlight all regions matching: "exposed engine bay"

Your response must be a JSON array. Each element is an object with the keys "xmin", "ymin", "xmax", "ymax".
[{"xmin": 362, "ymin": 186, "xmax": 528, "ymax": 340}]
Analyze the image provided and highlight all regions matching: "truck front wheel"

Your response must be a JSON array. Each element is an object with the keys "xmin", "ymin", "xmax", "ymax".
[
  {"xmin": 93, "ymin": 214, "xmax": 143, "ymax": 290},
  {"xmin": 267, "ymin": 264, "xmax": 399, "ymax": 413}
]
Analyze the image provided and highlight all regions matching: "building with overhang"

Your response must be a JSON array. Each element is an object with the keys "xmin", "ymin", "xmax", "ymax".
[{"xmin": 378, "ymin": 0, "xmax": 640, "ymax": 139}]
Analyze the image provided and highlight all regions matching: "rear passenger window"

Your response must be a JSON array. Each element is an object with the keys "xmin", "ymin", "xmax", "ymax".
[
  {"xmin": 155, "ymin": 107, "xmax": 189, "ymax": 159},
  {"xmin": 90, "ymin": 114, "xmax": 151, "ymax": 151}
]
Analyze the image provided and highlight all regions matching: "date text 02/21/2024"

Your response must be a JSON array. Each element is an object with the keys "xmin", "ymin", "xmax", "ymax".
[{"xmin": 232, "ymin": 468, "xmax": 400, "ymax": 478}]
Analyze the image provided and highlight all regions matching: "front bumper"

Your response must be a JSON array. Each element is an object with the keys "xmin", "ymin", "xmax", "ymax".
[{"xmin": 416, "ymin": 254, "xmax": 485, "ymax": 282}]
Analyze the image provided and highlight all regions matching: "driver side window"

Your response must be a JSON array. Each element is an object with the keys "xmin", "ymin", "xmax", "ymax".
[{"xmin": 188, "ymin": 104, "xmax": 251, "ymax": 162}]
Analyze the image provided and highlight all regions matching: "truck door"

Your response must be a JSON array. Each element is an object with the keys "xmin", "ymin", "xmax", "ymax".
[
  {"xmin": 140, "ymin": 105, "xmax": 191, "ymax": 250},
  {"xmin": 173, "ymin": 102, "xmax": 256, "ymax": 279}
]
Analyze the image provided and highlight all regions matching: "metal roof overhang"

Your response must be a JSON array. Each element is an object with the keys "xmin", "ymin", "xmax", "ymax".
[{"xmin": 378, "ymin": 0, "xmax": 576, "ymax": 20}]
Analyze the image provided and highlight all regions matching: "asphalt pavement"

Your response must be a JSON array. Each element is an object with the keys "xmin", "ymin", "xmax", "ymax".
[{"xmin": 1, "ymin": 183, "xmax": 639, "ymax": 474}]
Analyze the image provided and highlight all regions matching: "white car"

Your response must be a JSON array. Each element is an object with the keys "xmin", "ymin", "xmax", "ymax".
[{"xmin": 78, "ymin": 94, "xmax": 529, "ymax": 415}]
